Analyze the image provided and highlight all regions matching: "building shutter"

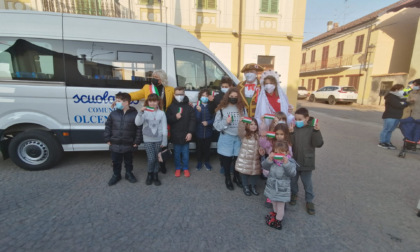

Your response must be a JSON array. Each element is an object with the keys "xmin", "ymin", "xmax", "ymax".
[{"xmin": 261, "ymin": 0, "xmax": 269, "ymax": 13}]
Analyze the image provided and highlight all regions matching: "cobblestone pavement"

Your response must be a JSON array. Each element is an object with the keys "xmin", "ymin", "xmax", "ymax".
[{"xmin": 1, "ymin": 106, "xmax": 420, "ymax": 251}]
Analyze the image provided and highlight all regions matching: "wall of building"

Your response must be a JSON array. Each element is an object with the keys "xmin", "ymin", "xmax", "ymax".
[
  {"xmin": 408, "ymin": 17, "xmax": 420, "ymax": 82},
  {"xmin": 300, "ymin": 7, "xmax": 420, "ymax": 105},
  {"xmin": 0, "ymin": 0, "xmax": 306, "ymax": 107}
]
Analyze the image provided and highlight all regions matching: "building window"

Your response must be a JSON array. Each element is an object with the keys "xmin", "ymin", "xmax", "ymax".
[
  {"xmin": 331, "ymin": 76, "xmax": 340, "ymax": 85},
  {"xmin": 310, "ymin": 50, "xmax": 316, "ymax": 63},
  {"xmin": 301, "ymin": 52, "xmax": 306, "ymax": 65},
  {"xmin": 337, "ymin": 41, "xmax": 344, "ymax": 57},
  {"xmin": 140, "ymin": 0, "xmax": 159, "ymax": 5},
  {"xmin": 258, "ymin": 55, "xmax": 275, "ymax": 70},
  {"xmin": 308, "ymin": 79, "xmax": 316, "ymax": 91},
  {"xmin": 321, "ymin": 46, "xmax": 329, "ymax": 69},
  {"xmin": 348, "ymin": 75, "xmax": 360, "ymax": 90},
  {"xmin": 197, "ymin": 0, "xmax": 217, "ymax": 10},
  {"xmin": 260, "ymin": 0, "xmax": 278, "ymax": 14},
  {"xmin": 354, "ymin": 35, "xmax": 364, "ymax": 53},
  {"xmin": 318, "ymin": 78, "xmax": 326, "ymax": 89}
]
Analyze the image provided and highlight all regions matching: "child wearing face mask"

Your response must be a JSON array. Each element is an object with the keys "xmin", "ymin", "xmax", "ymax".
[
  {"xmin": 289, "ymin": 107, "xmax": 324, "ymax": 215},
  {"xmin": 195, "ymin": 88, "xmax": 215, "ymax": 171},
  {"xmin": 259, "ymin": 111, "xmax": 288, "ymax": 134},
  {"xmin": 135, "ymin": 94, "xmax": 168, "ymax": 186},
  {"xmin": 209, "ymin": 76, "xmax": 233, "ymax": 115},
  {"xmin": 166, "ymin": 87, "xmax": 196, "ymax": 177},
  {"xmin": 263, "ymin": 141, "xmax": 297, "ymax": 230},
  {"xmin": 105, "ymin": 92, "xmax": 143, "ymax": 186},
  {"xmin": 208, "ymin": 76, "xmax": 234, "ymax": 174},
  {"xmin": 259, "ymin": 123, "xmax": 293, "ymax": 207},
  {"xmin": 214, "ymin": 87, "xmax": 246, "ymax": 191},
  {"xmin": 235, "ymin": 117, "xmax": 265, "ymax": 196}
]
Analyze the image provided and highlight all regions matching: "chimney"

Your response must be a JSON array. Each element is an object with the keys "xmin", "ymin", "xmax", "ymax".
[
  {"xmin": 333, "ymin": 22, "xmax": 339, "ymax": 29},
  {"xmin": 327, "ymin": 21, "xmax": 333, "ymax": 31}
]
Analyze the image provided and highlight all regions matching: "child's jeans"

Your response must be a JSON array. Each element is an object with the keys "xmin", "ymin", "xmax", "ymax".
[
  {"xmin": 291, "ymin": 171, "xmax": 314, "ymax": 203},
  {"xmin": 111, "ymin": 151, "xmax": 133, "ymax": 176},
  {"xmin": 174, "ymin": 143, "xmax": 189, "ymax": 170}
]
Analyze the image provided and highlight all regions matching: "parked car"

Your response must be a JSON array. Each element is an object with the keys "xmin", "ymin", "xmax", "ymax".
[
  {"xmin": 308, "ymin": 86, "xmax": 358, "ymax": 105},
  {"xmin": 297, "ymin": 86, "xmax": 309, "ymax": 99}
]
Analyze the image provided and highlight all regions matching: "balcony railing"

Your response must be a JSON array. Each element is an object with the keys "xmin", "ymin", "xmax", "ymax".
[
  {"xmin": 30, "ymin": 0, "xmax": 134, "ymax": 19},
  {"xmin": 300, "ymin": 55, "xmax": 354, "ymax": 73}
]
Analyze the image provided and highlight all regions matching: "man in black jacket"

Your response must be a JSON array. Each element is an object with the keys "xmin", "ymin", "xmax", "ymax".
[
  {"xmin": 166, "ymin": 87, "xmax": 196, "ymax": 177},
  {"xmin": 104, "ymin": 92, "xmax": 142, "ymax": 186}
]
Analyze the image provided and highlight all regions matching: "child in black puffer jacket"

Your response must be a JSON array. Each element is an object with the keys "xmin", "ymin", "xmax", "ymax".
[{"xmin": 104, "ymin": 92, "xmax": 142, "ymax": 186}]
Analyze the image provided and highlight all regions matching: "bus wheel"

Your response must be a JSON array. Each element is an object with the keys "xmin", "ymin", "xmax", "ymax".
[{"xmin": 8, "ymin": 130, "xmax": 63, "ymax": 171}]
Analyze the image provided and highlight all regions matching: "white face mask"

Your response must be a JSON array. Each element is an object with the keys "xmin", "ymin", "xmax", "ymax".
[
  {"xmin": 277, "ymin": 120, "xmax": 286, "ymax": 125},
  {"xmin": 175, "ymin": 95, "xmax": 184, "ymax": 103},
  {"xmin": 245, "ymin": 72, "xmax": 257, "ymax": 82},
  {"xmin": 221, "ymin": 87, "xmax": 229, "ymax": 93},
  {"xmin": 264, "ymin": 84, "xmax": 275, "ymax": 93}
]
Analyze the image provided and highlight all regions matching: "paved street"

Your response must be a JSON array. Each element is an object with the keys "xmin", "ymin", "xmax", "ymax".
[{"xmin": 1, "ymin": 101, "xmax": 420, "ymax": 252}]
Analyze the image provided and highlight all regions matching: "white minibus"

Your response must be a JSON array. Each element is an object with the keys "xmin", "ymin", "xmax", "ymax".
[{"xmin": 0, "ymin": 10, "xmax": 238, "ymax": 170}]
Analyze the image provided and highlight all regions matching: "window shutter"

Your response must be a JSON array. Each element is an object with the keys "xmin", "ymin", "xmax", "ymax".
[
  {"xmin": 337, "ymin": 41, "xmax": 344, "ymax": 57},
  {"xmin": 261, "ymin": 0, "xmax": 269, "ymax": 13},
  {"xmin": 207, "ymin": 0, "xmax": 216, "ymax": 9},
  {"xmin": 354, "ymin": 35, "xmax": 364, "ymax": 53},
  {"xmin": 358, "ymin": 35, "xmax": 364, "ymax": 53},
  {"xmin": 270, "ymin": 0, "xmax": 278, "ymax": 13},
  {"xmin": 140, "ymin": 0, "xmax": 155, "ymax": 5}
]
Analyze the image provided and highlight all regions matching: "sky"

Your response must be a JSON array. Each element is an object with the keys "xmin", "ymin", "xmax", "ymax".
[{"xmin": 304, "ymin": 0, "xmax": 401, "ymax": 41}]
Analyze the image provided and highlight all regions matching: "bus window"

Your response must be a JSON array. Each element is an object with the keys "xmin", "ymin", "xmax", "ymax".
[
  {"xmin": 204, "ymin": 55, "xmax": 228, "ymax": 91},
  {"xmin": 64, "ymin": 41, "xmax": 161, "ymax": 89},
  {"xmin": 174, "ymin": 49, "xmax": 205, "ymax": 90},
  {"xmin": 0, "ymin": 38, "xmax": 64, "ymax": 81},
  {"xmin": 174, "ymin": 48, "xmax": 228, "ymax": 91}
]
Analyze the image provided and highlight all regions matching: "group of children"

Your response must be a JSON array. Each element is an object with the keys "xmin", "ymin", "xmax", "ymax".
[{"xmin": 104, "ymin": 84, "xmax": 324, "ymax": 231}]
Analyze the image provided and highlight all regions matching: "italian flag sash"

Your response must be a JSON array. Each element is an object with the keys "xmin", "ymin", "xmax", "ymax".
[
  {"xmin": 149, "ymin": 84, "xmax": 159, "ymax": 96},
  {"xmin": 145, "ymin": 106, "xmax": 155, "ymax": 112},
  {"xmin": 266, "ymin": 131, "xmax": 275, "ymax": 138}
]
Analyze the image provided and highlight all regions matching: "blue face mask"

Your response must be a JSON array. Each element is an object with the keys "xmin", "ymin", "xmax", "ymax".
[
  {"xmin": 295, "ymin": 120, "xmax": 305, "ymax": 128},
  {"xmin": 115, "ymin": 102, "xmax": 124, "ymax": 110},
  {"xmin": 200, "ymin": 96, "xmax": 209, "ymax": 103},
  {"xmin": 413, "ymin": 86, "xmax": 420, "ymax": 91},
  {"xmin": 221, "ymin": 87, "xmax": 229, "ymax": 93}
]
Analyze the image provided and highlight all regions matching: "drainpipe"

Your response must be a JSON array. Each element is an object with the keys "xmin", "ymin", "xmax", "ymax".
[
  {"xmin": 361, "ymin": 23, "xmax": 374, "ymax": 105},
  {"xmin": 236, "ymin": 0, "xmax": 243, "ymax": 78}
]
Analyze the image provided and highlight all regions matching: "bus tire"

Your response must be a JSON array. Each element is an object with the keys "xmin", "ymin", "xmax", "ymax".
[{"xmin": 8, "ymin": 130, "xmax": 63, "ymax": 171}]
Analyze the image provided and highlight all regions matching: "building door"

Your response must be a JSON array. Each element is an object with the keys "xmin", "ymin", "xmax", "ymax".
[{"xmin": 321, "ymin": 46, "xmax": 329, "ymax": 69}]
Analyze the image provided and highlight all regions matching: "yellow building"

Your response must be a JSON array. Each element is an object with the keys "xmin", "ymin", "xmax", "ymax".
[
  {"xmin": 0, "ymin": 0, "xmax": 307, "ymax": 107},
  {"xmin": 300, "ymin": 0, "xmax": 420, "ymax": 105}
]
